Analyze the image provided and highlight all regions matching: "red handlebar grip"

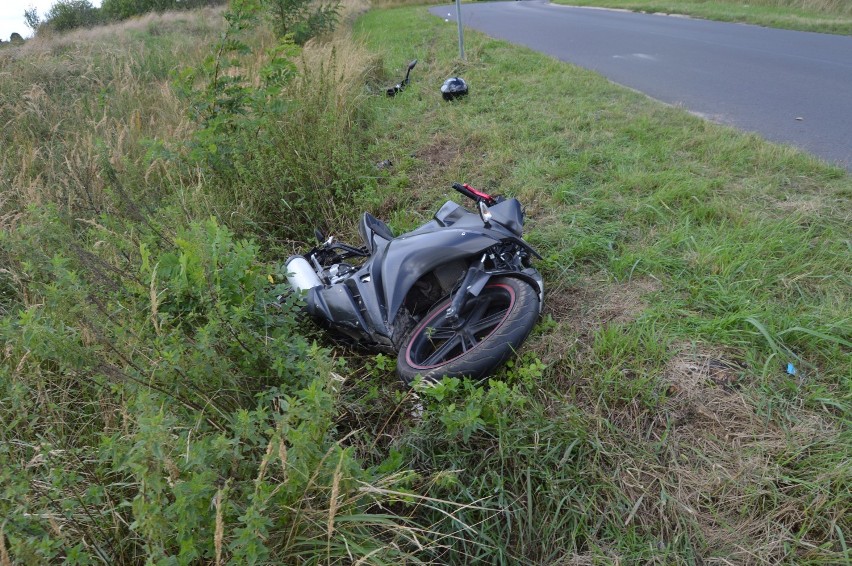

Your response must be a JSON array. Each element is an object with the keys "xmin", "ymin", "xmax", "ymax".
[{"xmin": 462, "ymin": 183, "xmax": 496, "ymax": 205}]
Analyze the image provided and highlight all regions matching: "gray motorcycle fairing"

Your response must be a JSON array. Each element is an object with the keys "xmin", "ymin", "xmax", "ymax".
[
  {"xmin": 380, "ymin": 229, "xmax": 501, "ymax": 326},
  {"xmin": 303, "ymin": 198, "xmax": 536, "ymax": 349}
]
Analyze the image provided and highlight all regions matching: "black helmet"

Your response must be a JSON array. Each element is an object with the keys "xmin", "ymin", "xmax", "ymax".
[{"xmin": 441, "ymin": 77, "xmax": 468, "ymax": 101}]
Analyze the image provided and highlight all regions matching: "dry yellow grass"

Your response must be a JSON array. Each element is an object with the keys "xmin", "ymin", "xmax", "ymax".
[
  {"xmin": 0, "ymin": 4, "xmax": 376, "ymax": 226},
  {"xmin": 0, "ymin": 9, "xmax": 225, "ymax": 219}
]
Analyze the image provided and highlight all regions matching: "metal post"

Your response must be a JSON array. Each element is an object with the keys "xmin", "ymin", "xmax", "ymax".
[{"xmin": 455, "ymin": 0, "xmax": 465, "ymax": 60}]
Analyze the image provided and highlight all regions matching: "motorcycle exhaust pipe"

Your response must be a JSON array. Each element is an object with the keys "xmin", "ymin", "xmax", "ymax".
[{"xmin": 285, "ymin": 256, "xmax": 323, "ymax": 293}]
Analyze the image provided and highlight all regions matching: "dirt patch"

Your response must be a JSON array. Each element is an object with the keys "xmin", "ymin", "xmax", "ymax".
[
  {"xmin": 588, "ymin": 277, "xmax": 661, "ymax": 326},
  {"xmin": 652, "ymin": 346, "xmax": 843, "ymax": 562},
  {"xmin": 666, "ymin": 350, "xmax": 744, "ymax": 394},
  {"xmin": 415, "ymin": 134, "xmax": 463, "ymax": 168},
  {"xmin": 544, "ymin": 274, "xmax": 662, "ymax": 333},
  {"xmin": 528, "ymin": 276, "xmax": 845, "ymax": 562},
  {"xmin": 523, "ymin": 275, "xmax": 662, "ymax": 374},
  {"xmin": 661, "ymin": 347, "xmax": 758, "ymax": 435},
  {"xmin": 405, "ymin": 132, "xmax": 490, "ymax": 210},
  {"xmin": 774, "ymin": 195, "xmax": 826, "ymax": 216}
]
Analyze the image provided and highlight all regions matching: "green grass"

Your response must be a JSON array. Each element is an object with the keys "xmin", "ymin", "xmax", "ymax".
[
  {"xmin": 554, "ymin": 0, "xmax": 852, "ymax": 35},
  {"xmin": 350, "ymin": 6, "xmax": 851, "ymax": 563}
]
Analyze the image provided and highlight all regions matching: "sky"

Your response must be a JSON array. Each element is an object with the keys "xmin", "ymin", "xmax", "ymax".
[{"xmin": 0, "ymin": 0, "xmax": 102, "ymax": 42}]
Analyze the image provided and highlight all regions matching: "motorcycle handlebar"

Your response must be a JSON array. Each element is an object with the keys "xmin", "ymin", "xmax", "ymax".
[
  {"xmin": 452, "ymin": 182, "xmax": 496, "ymax": 206},
  {"xmin": 452, "ymin": 182, "xmax": 477, "ymax": 201}
]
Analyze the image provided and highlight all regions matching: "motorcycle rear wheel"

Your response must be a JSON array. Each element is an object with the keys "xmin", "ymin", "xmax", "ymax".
[{"xmin": 397, "ymin": 276, "xmax": 540, "ymax": 385}]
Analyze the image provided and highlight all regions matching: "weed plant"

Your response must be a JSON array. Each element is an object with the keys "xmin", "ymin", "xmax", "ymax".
[
  {"xmin": 0, "ymin": 210, "xmax": 429, "ymax": 562},
  {"xmin": 168, "ymin": 0, "xmax": 378, "ymax": 241},
  {"xmin": 266, "ymin": 0, "xmax": 341, "ymax": 44}
]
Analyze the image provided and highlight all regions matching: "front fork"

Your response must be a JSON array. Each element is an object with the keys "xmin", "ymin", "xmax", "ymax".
[
  {"xmin": 445, "ymin": 254, "xmax": 488, "ymax": 327},
  {"xmin": 445, "ymin": 254, "xmax": 545, "ymax": 327}
]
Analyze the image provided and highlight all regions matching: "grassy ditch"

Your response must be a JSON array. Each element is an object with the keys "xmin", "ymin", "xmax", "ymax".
[
  {"xmin": 554, "ymin": 0, "xmax": 852, "ymax": 35},
  {"xmin": 350, "ymin": 5, "xmax": 851, "ymax": 564}
]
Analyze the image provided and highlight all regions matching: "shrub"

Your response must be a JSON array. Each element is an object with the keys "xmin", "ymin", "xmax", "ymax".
[
  {"xmin": 265, "ymin": 0, "xmax": 341, "ymax": 45},
  {"xmin": 101, "ymin": 0, "xmax": 226, "ymax": 22},
  {"xmin": 172, "ymin": 0, "xmax": 373, "ymax": 239},
  {"xmin": 23, "ymin": 7, "xmax": 41, "ymax": 33},
  {"xmin": 42, "ymin": 0, "xmax": 103, "ymax": 32}
]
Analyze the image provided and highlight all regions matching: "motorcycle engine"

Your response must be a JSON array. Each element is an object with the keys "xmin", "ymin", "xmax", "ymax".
[{"xmin": 327, "ymin": 263, "xmax": 356, "ymax": 285}]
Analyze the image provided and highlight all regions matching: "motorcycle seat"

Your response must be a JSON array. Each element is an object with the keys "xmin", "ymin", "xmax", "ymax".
[{"xmin": 359, "ymin": 212, "xmax": 394, "ymax": 252}]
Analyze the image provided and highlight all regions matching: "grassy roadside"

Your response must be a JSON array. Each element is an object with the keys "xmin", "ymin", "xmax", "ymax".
[
  {"xmin": 352, "ymin": 5, "xmax": 851, "ymax": 563},
  {"xmin": 553, "ymin": 0, "xmax": 852, "ymax": 35},
  {"xmin": 0, "ymin": 2, "xmax": 849, "ymax": 563}
]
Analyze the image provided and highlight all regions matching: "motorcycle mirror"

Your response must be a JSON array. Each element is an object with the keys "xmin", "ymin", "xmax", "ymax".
[
  {"xmin": 314, "ymin": 228, "xmax": 326, "ymax": 242},
  {"xmin": 478, "ymin": 201, "xmax": 492, "ymax": 227},
  {"xmin": 387, "ymin": 59, "xmax": 417, "ymax": 97}
]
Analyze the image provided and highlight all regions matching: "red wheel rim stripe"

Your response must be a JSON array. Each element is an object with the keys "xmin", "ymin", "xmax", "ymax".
[{"xmin": 404, "ymin": 283, "xmax": 515, "ymax": 370}]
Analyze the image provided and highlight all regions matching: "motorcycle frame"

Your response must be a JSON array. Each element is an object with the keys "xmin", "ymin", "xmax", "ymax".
[{"xmin": 302, "ymin": 200, "xmax": 541, "ymax": 352}]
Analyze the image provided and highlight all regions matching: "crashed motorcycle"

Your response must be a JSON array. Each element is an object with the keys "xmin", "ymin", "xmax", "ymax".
[{"xmin": 284, "ymin": 183, "xmax": 544, "ymax": 385}]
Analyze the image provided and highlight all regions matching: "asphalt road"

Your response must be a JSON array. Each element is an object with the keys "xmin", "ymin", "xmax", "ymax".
[{"xmin": 429, "ymin": 2, "xmax": 852, "ymax": 170}]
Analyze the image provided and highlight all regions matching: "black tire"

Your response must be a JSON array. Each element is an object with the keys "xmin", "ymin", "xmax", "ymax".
[{"xmin": 397, "ymin": 276, "xmax": 540, "ymax": 386}]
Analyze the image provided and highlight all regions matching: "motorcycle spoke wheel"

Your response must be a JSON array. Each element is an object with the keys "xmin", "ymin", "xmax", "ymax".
[
  {"xmin": 406, "ymin": 286, "xmax": 514, "ymax": 370},
  {"xmin": 397, "ymin": 276, "xmax": 541, "ymax": 386}
]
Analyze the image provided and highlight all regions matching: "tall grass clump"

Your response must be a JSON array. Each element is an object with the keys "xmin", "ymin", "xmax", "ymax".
[
  {"xmin": 1, "ymin": 1, "xmax": 377, "ymax": 238},
  {"xmin": 172, "ymin": 0, "xmax": 379, "ymax": 240},
  {"xmin": 0, "ymin": 9, "xmax": 223, "ymax": 219},
  {"xmin": 101, "ymin": 0, "xmax": 226, "ymax": 22},
  {"xmin": 0, "ymin": 210, "xmax": 428, "ymax": 563},
  {"xmin": 26, "ymin": 0, "xmax": 228, "ymax": 36}
]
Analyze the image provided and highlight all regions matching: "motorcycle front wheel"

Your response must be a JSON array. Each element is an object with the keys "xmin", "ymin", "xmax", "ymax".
[{"xmin": 397, "ymin": 276, "xmax": 540, "ymax": 385}]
